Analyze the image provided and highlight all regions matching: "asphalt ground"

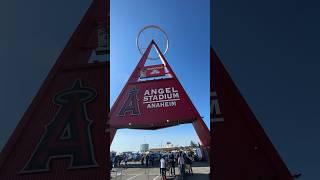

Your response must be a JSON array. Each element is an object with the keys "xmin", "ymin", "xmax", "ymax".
[{"xmin": 110, "ymin": 161, "xmax": 210, "ymax": 180}]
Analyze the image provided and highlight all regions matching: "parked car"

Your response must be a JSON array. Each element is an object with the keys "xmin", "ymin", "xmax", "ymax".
[{"xmin": 132, "ymin": 153, "xmax": 142, "ymax": 161}]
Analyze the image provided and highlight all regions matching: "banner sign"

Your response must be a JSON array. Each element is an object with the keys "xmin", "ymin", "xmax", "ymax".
[
  {"xmin": 140, "ymin": 64, "xmax": 165, "ymax": 78},
  {"xmin": 110, "ymin": 78, "xmax": 195, "ymax": 129}
]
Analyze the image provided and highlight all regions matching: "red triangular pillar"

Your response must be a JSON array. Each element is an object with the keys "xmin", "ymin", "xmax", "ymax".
[
  {"xmin": 109, "ymin": 40, "xmax": 210, "ymax": 148},
  {"xmin": 211, "ymin": 48, "xmax": 293, "ymax": 179},
  {"xmin": 0, "ymin": 0, "xmax": 109, "ymax": 179}
]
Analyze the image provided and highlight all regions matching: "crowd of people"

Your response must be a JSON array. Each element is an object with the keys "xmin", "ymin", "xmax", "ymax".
[
  {"xmin": 159, "ymin": 151, "xmax": 193, "ymax": 180},
  {"xmin": 140, "ymin": 153, "xmax": 155, "ymax": 167},
  {"xmin": 111, "ymin": 151, "xmax": 195, "ymax": 179}
]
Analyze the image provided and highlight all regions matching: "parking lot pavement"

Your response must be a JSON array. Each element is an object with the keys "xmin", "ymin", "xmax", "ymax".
[{"xmin": 111, "ymin": 161, "xmax": 209, "ymax": 180}]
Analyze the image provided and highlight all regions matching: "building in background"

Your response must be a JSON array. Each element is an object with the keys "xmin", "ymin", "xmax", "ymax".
[
  {"xmin": 164, "ymin": 142, "xmax": 173, "ymax": 148},
  {"xmin": 140, "ymin": 144, "xmax": 149, "ymax": 152}
]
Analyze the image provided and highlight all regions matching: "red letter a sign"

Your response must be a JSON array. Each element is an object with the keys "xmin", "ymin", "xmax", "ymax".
[
  {"xmin": 211, "ymin": 48, "xmax": 293, "ymax": 179},
  {"xmin": 109, "ymin": 40, "xmax": 210, "ymax": 149},
  {"xmin": 0, "ymin": 0, "xmax": 109, "ymax": 179}
]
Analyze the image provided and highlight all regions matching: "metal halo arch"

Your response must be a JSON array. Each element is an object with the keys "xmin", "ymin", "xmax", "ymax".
[{"xmin": 136, "ymin": 25, "xmax": 169, "ymax": 60}]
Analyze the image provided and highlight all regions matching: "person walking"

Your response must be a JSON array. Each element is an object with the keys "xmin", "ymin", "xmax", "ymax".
[
  {"xmin": 118, "ymin": 155, "xmax": 121, "ymax": 167},
  {"xmin": 150, "ymin": 155, "xmax": 154, "ymax": 167},
  {"xmin": 114, "ymin": 155, "xmax": 118, "ymax": 167},
  {"xmin": 160, "ymin": 156, "xmax": 167, "ymax": 180},
  {"xmin": 178, "ymin": 152, "xmax": 185, "ymax": 179},
  {"xmin": 146, "ymin": 154, "xmax": 149, "ymax": 167},
  {"xmin": 111, "ymin": 155, "xmax": 116, "ymax": 168},
  {"xmin": 141, "ymin": 155, "xmax": 144, "ymax": 166},
  {"xmin": 185, "ymin": 154, "xmax": 193, "ymax": 175},
  {"xmin": 124, "ymin": 154, "xmax": 128, "ymax": 167},
  {"xmin": 169, "ymin": 153, "xmax": 176, "ymax": 176}
]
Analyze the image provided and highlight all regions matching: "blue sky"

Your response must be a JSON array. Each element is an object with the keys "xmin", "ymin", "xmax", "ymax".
[{"xmin": 110, "ymin": 0, "xmax": 210, "ymax": 152}]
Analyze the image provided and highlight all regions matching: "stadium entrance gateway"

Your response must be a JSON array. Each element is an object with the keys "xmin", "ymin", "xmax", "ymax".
[{"xmin": 109, "ymin": 28, "xmax": 210, "ymax": 151}]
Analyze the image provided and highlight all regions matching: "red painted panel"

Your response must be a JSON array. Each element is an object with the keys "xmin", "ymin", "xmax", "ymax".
[
  {"xmin": 0, "ymin": 0, "xmax": 109, "ymax": 179},
  {"xmin": 211, "ymin": 48, "xmax": 293, "ymax": 179},
  {"xmin": 0, "ymin": 64, "xmax": 108, "ymax": 179}
]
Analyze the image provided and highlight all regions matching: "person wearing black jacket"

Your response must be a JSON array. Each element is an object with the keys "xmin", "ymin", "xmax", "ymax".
[
  {"xmin": 169, "ymin": 153, "xmax": 176, "ymax": 176},
  {"xmin": 146, "ymin": 154, "xmax": 149, "ymax": 167},
  {"xmin": 185, "ymin": 155, "xmax": 193, "ymax": 175}
]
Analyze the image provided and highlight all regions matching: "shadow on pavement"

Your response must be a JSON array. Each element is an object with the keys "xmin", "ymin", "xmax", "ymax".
[
  {"xmin": 179, "ymin": 173, "xmax": 210, "ymax": 180},
  {"xmin": 113, "ymin": 164, "xmax": 159, "ymax": 169},
  {"xmin": 190, "ymin": 161, "xmax": 210, "ymax": 167}
]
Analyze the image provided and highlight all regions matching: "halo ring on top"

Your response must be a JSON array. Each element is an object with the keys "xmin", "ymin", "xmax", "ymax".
[{"xmin": 136, "ymin": 25, "xmax": 169, "ymax": 60}]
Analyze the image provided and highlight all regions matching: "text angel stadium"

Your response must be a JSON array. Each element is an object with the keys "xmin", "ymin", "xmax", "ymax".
[{"xmin": 143, "ymin": 87, "xmax": 180, "ymax": 109}]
